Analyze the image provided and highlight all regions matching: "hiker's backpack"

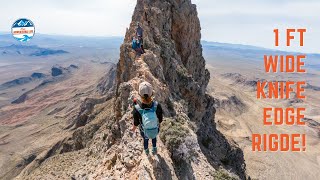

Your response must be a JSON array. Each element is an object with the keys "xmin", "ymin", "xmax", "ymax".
[
  {"xmin": 132, "ymin": 39, "xmax": 138, "ymax": 49},
  {"xmin": 134, "ymin": 101, "xmax": 159, "ymax": 139}
]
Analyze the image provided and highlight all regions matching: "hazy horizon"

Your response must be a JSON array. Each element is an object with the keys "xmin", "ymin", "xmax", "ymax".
[
  {"xmin": 1, "ymin": 32, "xmax": 319, "ymax": 55},
  {"xmin": 1, "ymin": 0, "xmax": 319, "ymax": 53}
]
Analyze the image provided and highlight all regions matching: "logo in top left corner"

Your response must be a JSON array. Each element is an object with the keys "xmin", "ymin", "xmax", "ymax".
[{"xmin": 11, "ymin": 18, "xmax": 35, "ymax": 42}]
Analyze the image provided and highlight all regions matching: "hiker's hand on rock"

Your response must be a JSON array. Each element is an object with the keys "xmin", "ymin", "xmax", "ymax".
[{"xmin": 130, "ymin": 126, "xmax": 137, "ymax": 138}]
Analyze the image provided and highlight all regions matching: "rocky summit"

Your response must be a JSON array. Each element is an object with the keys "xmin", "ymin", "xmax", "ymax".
[{"xmin": 15, "ymin": 0, "xmax": 246, "ymax": 179}]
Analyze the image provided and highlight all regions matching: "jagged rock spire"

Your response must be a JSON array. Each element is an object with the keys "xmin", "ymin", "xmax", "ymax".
[
  {"xmin": 115, "ymin": 0, "xmax": 246, "ymax": 179},
  {"xmin": 116, "ymin": 0, "xmax": 210, "ymax": 122}
]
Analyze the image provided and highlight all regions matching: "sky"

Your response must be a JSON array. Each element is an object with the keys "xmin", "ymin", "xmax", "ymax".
[{"xmin": 0, "ymin": 0, "xmax": 319, "ymax": 53}]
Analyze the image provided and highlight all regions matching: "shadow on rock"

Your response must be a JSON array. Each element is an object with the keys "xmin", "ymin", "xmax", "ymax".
[
  {"xmin": 152, "ymin": 154, "xmax": 173, "ymax": 180},
  {"xmin": 196, "ymin": 102, "xmax": 246, "ymax": 179},
  {"xmin": 172, "ymin": 159, "xmax": 196, "ymax": 180}
]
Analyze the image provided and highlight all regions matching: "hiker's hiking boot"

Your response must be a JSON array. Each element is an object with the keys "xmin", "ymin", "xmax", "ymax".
[
  {"xmin": 152, "ymin": 147, "xmax": 157, "ymax": 155},
  {"xmin": 145, "ymin": 149, "xmax": 153, "ymax": 161},
  {"xmin": 145, "ymin": 149, "xmax": 150, "ymax": 156}
]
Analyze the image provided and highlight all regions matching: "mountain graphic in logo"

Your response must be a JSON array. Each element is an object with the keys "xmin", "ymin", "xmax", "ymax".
[{"xmin": 17, "ymin": 20, "xmax": 33, "ymax": 27}]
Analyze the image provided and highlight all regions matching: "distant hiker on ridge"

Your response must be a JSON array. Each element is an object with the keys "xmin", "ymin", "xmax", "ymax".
[
  {"xmin": 131, "ymin": 82, "xmax": 163, "ymax": 156},
  {"xmin": 136, "ymin": 22, "xmax": 144, "ymax": 39},
  {"xmin": 136, "ymin": 22, "xmax": 145, "ymax": 54}
]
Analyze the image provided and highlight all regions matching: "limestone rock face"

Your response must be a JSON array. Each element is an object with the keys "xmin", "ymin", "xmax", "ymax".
[{"xmin": 15, "ymin": 1, "xmax": 246, "ymax": 179}]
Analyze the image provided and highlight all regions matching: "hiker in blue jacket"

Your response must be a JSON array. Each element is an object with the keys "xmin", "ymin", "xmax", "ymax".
[
  {"xmin": 131, "ymin": 82, "xmax": 163, "ymax": 156},
  {"xmin": 132, "ymin": 36, "xmax": 144, "ymax": 56}
]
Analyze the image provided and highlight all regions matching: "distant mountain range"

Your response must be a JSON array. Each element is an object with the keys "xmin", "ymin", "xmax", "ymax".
[
  {"xmin": 0, "ymin": 32, "xmax": 319, "ymax": 53},
  {"xmin": 0, "ymin": 44, "xmax": 68, "ymax": 57},
  {"xmin": 202, "ymin": 41, "xmax": 320, "ymax": 67},
  {"xmin": 0, "ymin": 33, "xmax": 318, "ymax": 67},
  {"xmin": 0, "ymin": 33, "xmax": 123, "ymax": 48}
]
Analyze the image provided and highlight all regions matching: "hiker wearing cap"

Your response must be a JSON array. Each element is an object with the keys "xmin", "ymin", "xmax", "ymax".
[
  {"xmin": 136, "ymin": 22, "xmax": 145, "ymax": 54},
  {"xmin": 131, "ymin": 82, "xmax": 163, "ymax": 156}
]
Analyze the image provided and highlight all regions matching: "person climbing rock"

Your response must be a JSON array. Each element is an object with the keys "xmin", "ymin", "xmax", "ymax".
[
  {"xmin": 132, "ymin": 36, "xmax": 143, "ymax": 56},
  {"xmin": 136, "ymin": 22, "xmax": 145, "ymax": 54},
  {"xmin": 131, "ymin": 81, "xmax": 163, "ymax": 156},
  {"xmin": 137, "ymin": 35, "xmax": 145, "ymax": 54},
  {"xmin": 136, "ymin": 22, "xmax": 144, "ymax": 38}
]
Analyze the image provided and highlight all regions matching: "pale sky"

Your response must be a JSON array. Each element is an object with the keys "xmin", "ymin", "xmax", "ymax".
[{"xmin": 0, "ymin": 0, "xmax": 319, "ymax": 53}]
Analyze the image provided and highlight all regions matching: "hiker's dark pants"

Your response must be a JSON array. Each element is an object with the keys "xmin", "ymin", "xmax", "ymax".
[
  {"xmin": 135, "ymin": 48, "xmax": 143, "ymax": 56},
  {"xmin": 139, "ymin": 38, "xmax": 145, "ymax": 53},
  {"xmin": 140, "ymin": 130, "xmax": 157, "ymax": 150}
]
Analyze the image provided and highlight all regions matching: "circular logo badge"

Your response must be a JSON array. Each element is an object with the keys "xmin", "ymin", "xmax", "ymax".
[{"xmin": 11, "ymin": 18, "xmax": 35, "ymax": 42}]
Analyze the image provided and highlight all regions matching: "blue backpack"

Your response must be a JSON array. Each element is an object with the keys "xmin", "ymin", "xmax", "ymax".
[
  {"xmin": 135, "ymin": 101, "xmax": 159, "ymax": 139},
  {"xmin": 132, "ymin": 39, "xmax": 141, "ymax": 49},
  {"xmin": 132, "ymin": 39, "xmax": 137, "ymax": 49}
]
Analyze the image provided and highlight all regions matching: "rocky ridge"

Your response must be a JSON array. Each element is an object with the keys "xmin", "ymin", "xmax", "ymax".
[{"xmin": 14, "ymin": 0, "xmax": 246, "ymax": 179}]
